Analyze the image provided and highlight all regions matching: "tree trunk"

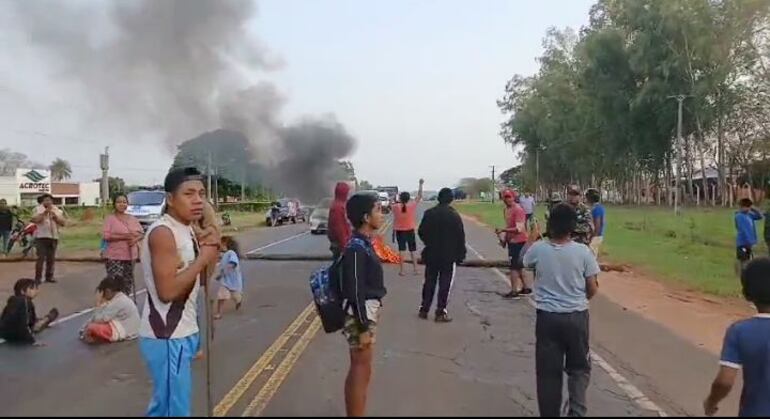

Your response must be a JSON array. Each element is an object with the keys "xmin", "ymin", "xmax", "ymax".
[
  {"xmin": 699, "ymin": 142, "xmax": 708, "ymax": 206},
  {"xmin": 717, "ymin": 102, "xmax": 726, "ymax": 206},
  {"xmin": 685, "ymin": 135, "xmax": 694, "ymax": 204}
]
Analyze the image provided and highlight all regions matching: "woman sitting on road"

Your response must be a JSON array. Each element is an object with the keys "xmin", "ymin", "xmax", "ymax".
[
  {"xmin": 393, "ymin": 179, "xmax": 424, "ymax": 276},
  {"xmin": 80, "ymin": 275, "xmax": 140, "ymax": 344},
  {"xmin": 102, "ymin": 194, "xmax": 143, "ymax": 295}
]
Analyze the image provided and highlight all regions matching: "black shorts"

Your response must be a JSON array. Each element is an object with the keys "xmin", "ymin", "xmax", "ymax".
[
  {"xmin": 508, "ymin": 242, "xmax": 526, "ymax": 270},
  {"xmin": 396, "ymin": 230, "xmax": 417, "ymax": 252},
  {"xmin": 737, "ymin": 246, "xmax": 753, "ymax": 262}
]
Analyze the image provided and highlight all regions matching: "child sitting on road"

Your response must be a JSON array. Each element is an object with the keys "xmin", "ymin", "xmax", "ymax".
[
  {"xmin": 0, "ymin": 278, "xmax": 59, "ymax": 346},
  {"xmin": 705, "ymin": 257, "xmax": 770, "ymax": 417},
  {"xmin": 80, "ymin": 276, "xmax": 140, "ymax": 344},
  {"xmin": 215, "ymin": 236, "xmax": 243, "ymax": 320}
]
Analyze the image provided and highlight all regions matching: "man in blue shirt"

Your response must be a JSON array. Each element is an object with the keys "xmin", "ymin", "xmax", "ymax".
[
  {"xmin": 523, "ymin": 203, "xmax": 600, "ymax": 417},
  {"xmin": 735, "ymin": 198, "xmax": 763, "ymax": 271},
  {"xmin": 705, "ymin": 258, "xmax": 770, "ymax": 417},
  {"xmin": 586, "ymin": 189, "xmax": 605, "ymax": 256}
]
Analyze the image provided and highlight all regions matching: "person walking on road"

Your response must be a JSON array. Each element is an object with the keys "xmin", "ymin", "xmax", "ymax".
[
  {"xmin": 566, "ymin": 186, "xmax": 593, "ymax": 246},
  {"xmin": 139, "ymin": 168, "xmax": 220, "ymax": 417},
  {"xmin": 705, "ymin": 258, "xmax": 770, "ymax": 417},
  {"xmin": 328, "ymin": 182, "xmax": 352, "ymax": 259},
  {"xmin": 214, "ymin": 236, "xmax": 244, "ymax": 320},
  {"xmin": 31, "ymin": 193, "xmax": 66, "ymax": 284},
  {"xmin": 496, "ymin": 190, "xmax": 532, "ymax": 299},
  {"xmin": 103, "ymin": 194, "xmax": 143, "ymax": 294},
  {"xmin": 417, "ymin": 188, "xmax": 466, "ymax": 322},
  {"xmin": 393, "ymin": 179, "xmax": 424, "ymax": 276},
  {"xmin": 523, "ymin": 203, "xmax": 600, "ymax": 417},
  {"xmin": 520, "ymin": 191, "xmax": 536, "ymax": 225},
  {"xmin": 341, "ymin": 192, "xmax": 387, "ymax": 417},
  {"xmin": 0, "ymin": 199, "xmax": 17, "ymax": 255},
  {"xmin": 735, "ymin": 198, "xmax": 763, "ymax": 273},
  {"xmin": 585, "ymin": 189, "xmax": 605, "ymax": 256}
]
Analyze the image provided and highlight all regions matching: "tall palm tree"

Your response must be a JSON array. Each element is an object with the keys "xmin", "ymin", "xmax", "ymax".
[{"xmin": 49, "ymin": 158, "xmax": 72, "ymax": 181}]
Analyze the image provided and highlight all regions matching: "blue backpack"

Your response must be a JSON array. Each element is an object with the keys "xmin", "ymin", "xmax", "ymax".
[{"xmin": 309, "ymin": 237, "xmax": 371, "ymax": 333}]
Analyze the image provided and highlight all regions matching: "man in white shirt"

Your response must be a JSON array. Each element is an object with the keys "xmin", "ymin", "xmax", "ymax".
[
  {"xmin": 30, "ymin": 194, "xmax": 66, "ymax": 284},
  {"xmin": 519, "ymin": 191, "xmax": 536, "ymax": 224}
]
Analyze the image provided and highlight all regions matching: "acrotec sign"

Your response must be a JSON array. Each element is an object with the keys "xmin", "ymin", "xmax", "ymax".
[{"xmin": 16, "ymin": 169, "xmax": 51, "ymax": 193}]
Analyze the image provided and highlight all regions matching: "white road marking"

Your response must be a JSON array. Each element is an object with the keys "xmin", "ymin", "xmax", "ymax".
[
  {"xmin": 246, "ymin": 231, "xmax": 310, "ymax": 254},
  {"xmin": 1, "ymin": 231, "xmax": 312, "ymax": 345},
  {"xmin": 465, "ymin": 243, "xmax": 668, "ymax": 417}
]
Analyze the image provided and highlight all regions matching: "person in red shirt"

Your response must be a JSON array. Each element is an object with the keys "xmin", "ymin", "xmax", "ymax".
[
  {"xmin": 495, "ymin": 190, "xmax": 532, "ymax": 299},
  {"xmin": 393, "ymin": 179, "xmax": 424, "ymax": 276},
  {"xmin": 328, "ymin": 182, "xmax": 352, "ymax": 258}
]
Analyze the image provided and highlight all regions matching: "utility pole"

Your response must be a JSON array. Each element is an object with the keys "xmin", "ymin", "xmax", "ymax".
[
  {"xmin": 668, "ymin": 95, "xmax": 689, "ymax": 215},
  {"xmin": 207, "ymin": 151, "xmax": 212, "ymax": 200},
  {"xmin": 490, "ymin": 165, "xmax": 496, "ymax": 204},
  {"xmin": 241, "ymin": 166, "xmax": 246, "ymax": 202},
  {"xmin": 99, "ymin": 147, "xmax": 109, "ymax": 206}
]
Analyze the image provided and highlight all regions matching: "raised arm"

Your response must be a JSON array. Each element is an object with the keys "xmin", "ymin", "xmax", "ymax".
[{"xmin": 149, "ymin": 226, "xmax": 219, "ymax": 303}]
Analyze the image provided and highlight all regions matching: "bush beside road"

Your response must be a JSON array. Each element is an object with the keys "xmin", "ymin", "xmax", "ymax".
[{"xmin": 457, "ymin": 201, "xmax": 760, "ymax": 297}]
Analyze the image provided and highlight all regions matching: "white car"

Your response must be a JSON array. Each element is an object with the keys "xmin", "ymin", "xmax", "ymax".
[
  {"xmin": 378, "ymin": 192, "xmax": 391, "ymax": 214},
  {"xmin": 310, "ymin": 198, "xmax": 332, "ymax": 235}
]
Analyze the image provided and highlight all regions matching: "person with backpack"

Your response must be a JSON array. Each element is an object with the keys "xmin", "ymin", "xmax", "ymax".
[
  {"xmin": 418, "ymin": 188, "xmax": 466, "ymax": 322},
  {"xmin": 341, "ymin": 192, "xmax": 386, "ymax": 417}
]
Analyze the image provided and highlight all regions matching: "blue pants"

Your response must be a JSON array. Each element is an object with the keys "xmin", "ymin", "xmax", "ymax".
[
  {"xmin": 0, "ymin": 230, "xmax": 10, "ymax": 254},
  {"xmin": 139, "ymin": 334, "xmax": 200, "ymax": 417}
]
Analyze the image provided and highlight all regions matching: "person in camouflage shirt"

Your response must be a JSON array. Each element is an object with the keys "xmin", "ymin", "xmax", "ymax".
[{"xmin": 566, "ymin": 186, "xmax": 594, "ymax": 246}]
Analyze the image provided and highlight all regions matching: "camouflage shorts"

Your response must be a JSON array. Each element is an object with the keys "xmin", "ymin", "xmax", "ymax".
[{"xmin": 342, "ymin": 300, "xmax": 381, "ymax": 350}]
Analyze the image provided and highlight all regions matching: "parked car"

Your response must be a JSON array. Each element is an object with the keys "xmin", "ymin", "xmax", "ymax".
[
  {"xmin": 310, "ymin": 198, "xmax": 332, "ymax": 235},
  {"xmin": 265, "ymin": 198, "xmax": 306, "ymax": 227},
  {"xmin": 126, "ymin": 190, "xmax": 166, "ymax": 230}
]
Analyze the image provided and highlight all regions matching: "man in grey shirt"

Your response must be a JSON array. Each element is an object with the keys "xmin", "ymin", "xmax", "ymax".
[{"xmin": 523, "ymin": 203, "xmax": 600, "ymax": 417}]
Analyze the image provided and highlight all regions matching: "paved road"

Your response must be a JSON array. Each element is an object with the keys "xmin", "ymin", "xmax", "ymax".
[{"xmin": 0, "ymin": 205, "xmax": 738, "ymax": 416}]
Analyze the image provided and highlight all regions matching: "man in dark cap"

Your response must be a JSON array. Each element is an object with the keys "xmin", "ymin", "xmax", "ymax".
[{"xmin": 417, "ymin": 188, "xmax": 466, "ymax": 322}]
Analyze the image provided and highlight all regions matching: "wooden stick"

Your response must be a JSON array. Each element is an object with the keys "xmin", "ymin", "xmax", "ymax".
[{"xmin": 201, "ymin": 267, "xmax": 214, "ymax": 417}]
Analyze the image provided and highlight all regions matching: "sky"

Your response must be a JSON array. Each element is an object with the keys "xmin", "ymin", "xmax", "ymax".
[{"xmin": 0, "ymin": 0, "xmax": 594, "ymax": 192}]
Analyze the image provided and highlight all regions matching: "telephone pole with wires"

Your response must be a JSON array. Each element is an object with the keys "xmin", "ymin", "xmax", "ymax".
[{"xmin": 490, "ymin": 165, "xmax": 496, "ymax": 204}]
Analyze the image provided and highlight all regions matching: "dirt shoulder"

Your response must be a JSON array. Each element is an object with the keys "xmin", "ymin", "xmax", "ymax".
[{"xmin": 460, "ymin": 213, "xmax": 751, "ymax": 356}]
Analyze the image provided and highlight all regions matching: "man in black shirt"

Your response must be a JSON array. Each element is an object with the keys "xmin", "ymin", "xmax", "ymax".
[
  {"xmin": 0, "ymin": 199, "xmax": 17, "ymax": 255},
  {"xmin": 418, "ymin": 188, "xmax": 467, "ymax": 322}
]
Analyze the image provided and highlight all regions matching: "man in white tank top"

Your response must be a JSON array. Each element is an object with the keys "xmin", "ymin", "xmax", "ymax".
[{"xmin": 139, "ymin": 168, "xmax": 220, "ymax": 417}]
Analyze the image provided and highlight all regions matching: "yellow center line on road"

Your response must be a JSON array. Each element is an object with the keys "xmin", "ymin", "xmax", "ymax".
[
  {"xmin": 241, "ymin": 315, "xmax": 322, "ymax": 417},
  {"xmin": 213, "ymin": 303, "xmax": 316, "ymax": 417}
]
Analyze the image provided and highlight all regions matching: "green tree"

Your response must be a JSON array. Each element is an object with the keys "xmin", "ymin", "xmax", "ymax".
[
  {"xmin": 358, "ymin": 179, "xmax": 373, "ymax": 190},
  {"xmin": 49, "ymin": 158, "xmax": 72, "ymax": 181},
  {"xmin": 93, "ymin": 176, "xmax": 126, "ymax": 201}
]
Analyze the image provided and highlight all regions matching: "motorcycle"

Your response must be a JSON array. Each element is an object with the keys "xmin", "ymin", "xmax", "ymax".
[{"xmin": 7, "ymin": 220, "xmax": 36, "ymax": 257}]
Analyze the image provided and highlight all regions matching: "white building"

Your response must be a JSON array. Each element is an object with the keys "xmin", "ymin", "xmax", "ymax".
[{"xmin": 0, "ymin": 168, "xmax": 100, "ymax": 207}]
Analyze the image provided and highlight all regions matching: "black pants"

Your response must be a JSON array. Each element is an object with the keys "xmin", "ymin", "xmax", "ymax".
[
  {"xmin": 536, "ymin": 310, "xmax": 591, "ymax": 417},
  {"xmin": 35, "ymin": 238, "xmax": 58, "ymax": 283},
  {"xmin": 420, "ymin": 262, "xmax": 455, "ymax": 314}
]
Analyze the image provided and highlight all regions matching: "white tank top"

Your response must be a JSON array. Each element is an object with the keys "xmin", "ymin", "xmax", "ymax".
[{"xmin": 139, "ymin": 214, "xmax": 200, "ymax": 339}]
